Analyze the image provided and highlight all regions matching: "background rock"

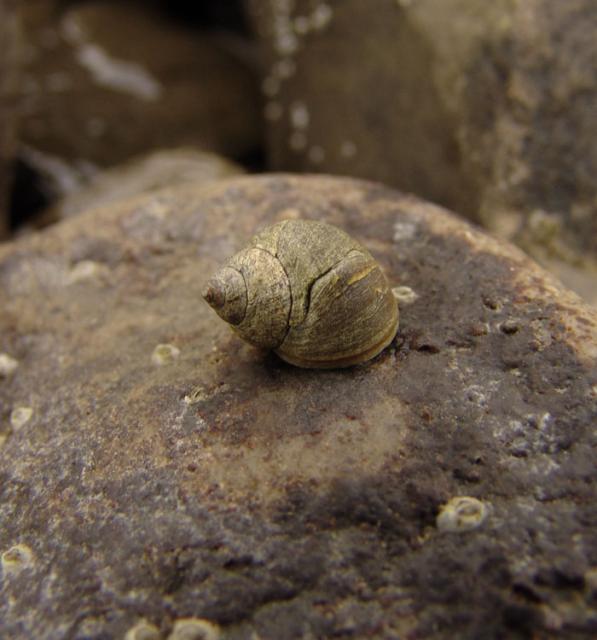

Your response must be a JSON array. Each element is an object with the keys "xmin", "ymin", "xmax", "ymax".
[
  {"xmin": 0, "ymin": 0, "xmax": 20, "ymax": 238},
  {"xmin": 51, "ymin": 148, "xmax": 244, "ymax": 220},
  {"xmin": 1, "ymin": 175, "xmax": 596, "ymax": 639},
  {"xmin": 18, "ymin": 0, "xmax": 260, "ymax": 199},
  {"xmin": 247, "ymin": 0, "xmax": 597, "ymax": 302}
]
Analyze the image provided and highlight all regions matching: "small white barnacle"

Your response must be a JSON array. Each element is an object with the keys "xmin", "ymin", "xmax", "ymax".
[
  {"xmin": 436, "ymin": 496, "xmax": 489, "ymax": 532},
  {"xmin": 10, "ymin": 406, "xmax": 33, "ymax": 431},
  {"xmin": 0, "ymin": 353, "xmax": 19, "ymax": 377},
  {"xmin": 151, "ymin": 343, "xmax": 180, "ymax": 366},
  {"xmin": 392, "ymin": 286, "xmax": 419, "ymax": 305},
  {"xmin": 124, "ymin": 620, "xmax": 160, "ymax": 640},
  {"xmin": 167, "ymin": 618, "xmax": 220, "ymax": 640},
  {"xmin": 1, "ymin": 544, "xmax": 35, "ymax": 575}
]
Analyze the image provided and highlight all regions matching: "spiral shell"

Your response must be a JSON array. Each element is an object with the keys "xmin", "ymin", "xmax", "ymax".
[{"xmin": 203, "ymin": 220, "xmax": 399, "ymax": 368}]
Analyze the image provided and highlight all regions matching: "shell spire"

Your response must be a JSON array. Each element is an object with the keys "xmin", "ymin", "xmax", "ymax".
[{"xmin": 202, "ymin": 267, "xmax": 247, "ymax": 326}]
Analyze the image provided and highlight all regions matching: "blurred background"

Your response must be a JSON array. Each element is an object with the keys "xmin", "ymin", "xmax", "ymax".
[{"xmin": 1, "ymin": 0, "xmax": 596, "ymax": 302}]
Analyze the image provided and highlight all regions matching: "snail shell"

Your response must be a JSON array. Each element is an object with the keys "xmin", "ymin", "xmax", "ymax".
[{"xmin": 203, "ymin": 220, "xmax": 399, "ymax": 368}]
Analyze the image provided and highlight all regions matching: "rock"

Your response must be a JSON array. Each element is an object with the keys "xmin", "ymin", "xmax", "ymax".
[
  {"xmin": 1, "ymin": 175, "xmax": 596, "ymax": 639},
  {"xmin": 50, "ymin": 148, "xmax": 243, "ymax": 220},
  {"xmin": 18, "ymin": 1, "xmax": 260, "ymax": 198},
  {"xmin": 0, "ymin": 0, "xmax": 20, "ymax": 238},
  {"xmin": 247, "ymin": 0, "xmax": 597, "ymax": 302},
  {"xmin": 515, "ymin": 214, "xmax": 597, "ymax": 306}
]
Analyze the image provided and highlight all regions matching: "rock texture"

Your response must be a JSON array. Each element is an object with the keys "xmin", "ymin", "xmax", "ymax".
[
  {"xmin": 18, "ymin": 0, "xmax": 260, "ymax": 198},
  {"xmin": 51, "ymin": 148, "xmax": 243, "ymax": 221},
  {"xmin": 1, "ymin": 175, "xmax": 596, "ymax": 639},
  {"xmin": 247, "ymin": 0, "xmax": 597, "ymax": 301},
  {"xmin": 0, "ymin": 0, "xmax": 20, "ymax": 238}
]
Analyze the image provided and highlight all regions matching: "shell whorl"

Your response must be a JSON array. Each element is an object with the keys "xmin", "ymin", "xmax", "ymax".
[{"xmin": 204, "ymin": 245, "xmax": 292, "ymax": 349}]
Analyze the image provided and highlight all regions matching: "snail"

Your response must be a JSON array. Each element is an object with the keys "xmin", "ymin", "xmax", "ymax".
[{"xmin": 203, "ymin": 219, "xmax": 399, "ymax": 368}]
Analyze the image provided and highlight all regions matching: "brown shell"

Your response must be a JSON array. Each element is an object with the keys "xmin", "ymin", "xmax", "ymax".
[{"xmin": 203, "ymin": 220, "xmax": 399, "ymax": 368}]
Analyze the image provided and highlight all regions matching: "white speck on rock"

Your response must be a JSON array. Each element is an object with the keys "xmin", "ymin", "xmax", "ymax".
[
  {"xmin": 276, "ymin": 31, "xmax": 298, "ymax": 55},
  {"xmin": 167, "ymin": 618, "xmax": 220, "ymax": 640},
  {"xmin": 10, "ymin": 407, "xmax": 33, "ymax": 431},
  {"xmin": 68, "ymin": 260, "xmax": 107, "ymax": 284},
  {"xmin": 437, "ymin": 496, "xmax": 489, "ymax": 532},
  {"xmin": 125, "ymin": 621, "xmax": 160, "ymax": 640},
  {"xmin": 79, "ymin": 44, "xmax": 162, "ymax": 100},
  {"xmin": 20, "ymin": 146, "xmax": 84, "ymax": 194},
  {"xmin": 0, "ymin": 353, "xmax": 19, "ymax": 377},
  {"xmin": 311, "ymin": 3, "xmax": 333, "ymax": 30},
  {"xmin": 538, "ymin": 412, "xmax": 552, "ymax": 430},
  {"xmin": 151, "ymin": 344, "xmax": 180, "ymax": 366},
  {"xmin": 62, "ymin": 15, "xmax": 162, "ymax": 101},
  {"xmin": 1, "ymin": 544, "xmax": 35, "ymax": 576},
  {"xmin": 392, "ymin": 286, "xmax": 419, "ymax": 305},
  {"xmin": 290, "ymin": 101, "xmax": 309, "ymax": 129},
  {"xmin": 184, "ymin": 385, "xmax": 208, "ymax": 405},
  {"xmin": 393, "ymin": 221, "xmax": 417, "ymax": 242}
]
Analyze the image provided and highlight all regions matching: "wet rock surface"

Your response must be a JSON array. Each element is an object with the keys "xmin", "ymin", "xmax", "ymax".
[
  {"xmin": 0, "ymin": 0, "xmax": 20, "ymax": 237},
  {"xmin": 18, "ymin": 0, "xmax": 260, "ymax": 198},
  {"xmin": 0, "ymin": 175, "xmax": 596, "ymax": 639},
  {"xmin": 247, "ymin": 0, "xmax": 597, "ymax": 301},
  {"xmin": 52, "ymin": 148, "xmax": 244, "ymax": 220}
]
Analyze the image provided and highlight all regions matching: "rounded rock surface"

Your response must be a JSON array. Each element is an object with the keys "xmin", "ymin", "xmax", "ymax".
[{"xmin": 0, "ymin": 175, "xmax": 596, "ymax": 639}]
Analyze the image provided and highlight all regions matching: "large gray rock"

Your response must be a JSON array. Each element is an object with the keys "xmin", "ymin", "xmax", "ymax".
[
  {"xmin": 1, "ymin": 175, "xmax": 596, "ymax": 639},
  {"xmin": 18, "ymin": 0, "xmax": 260, "ymax": 198},
  {"xmin": 247, "ymin": 0, "xmax": 597, "ymax": 302}
]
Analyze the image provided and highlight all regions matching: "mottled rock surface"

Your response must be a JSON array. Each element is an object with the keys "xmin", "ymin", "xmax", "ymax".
[
  {"xmin": 1, "ymin": 175, "xmax": 596, "ymax": 639},
  {"xmin": 18, "ymin": 0, "xmax": 260, "ymax": 197},
  {"xmin": 0, "ymin": 0, "xmax": 20, "ymax": 237},
  {"xmin": 51, "ymin": 148, "xmax": 243, "ymax": 220},
  {"xmin": 247, "ymin": 0, "xmax": 597, "ymax": 301}
]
